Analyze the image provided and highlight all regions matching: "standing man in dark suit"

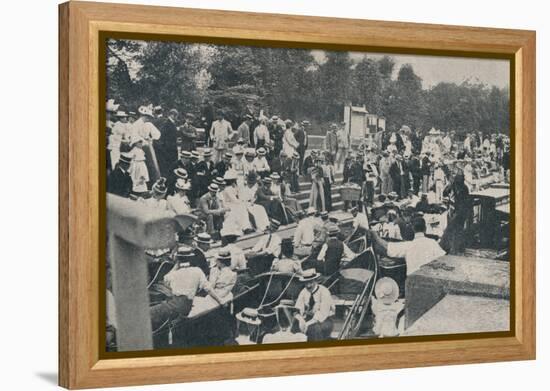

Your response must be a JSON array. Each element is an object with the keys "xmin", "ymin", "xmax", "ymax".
[
  {"xmin": 294, "ymin": 123, "xmax": 306, "ymax": 175},
  {"xmin": 408, "ymin": 154, "xmax": 422, "ymax": 195},
  {"xmin": 107, "ymin": 153, "xmax": 133, "ymax": 198},
  {"xmin": 201, "ymin": 98, "xmax": 215, "ymax": 147},
  {"xmin": 389, "ymin": 154, "xmax": 408, "ymax": 199},
  {"xmin": 156, "ymin": 109, "xmax": 179, "ymax": 179}
]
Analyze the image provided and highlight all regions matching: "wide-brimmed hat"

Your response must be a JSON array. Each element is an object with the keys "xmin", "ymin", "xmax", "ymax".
[
  {"xmin": 208, "ymin": 183, "xmax": 219, "ymax": 192},
  {"xmin": 388, "ymin": 191, "xmax": 398, "ymax": 201},
  {"xmin": 175, "ymin": 179, "xmax": 190, "ymax": 191},
  {"xmin": 223, "ymin": 169, "xmax": 238, "ymax": 181},
  {"xmin": 194, "ymin": 232, "xmax": 213, "ymax": 244},
  {"xmin": 106, "ymin": 99, "xmax": 119, "ymax": 113},
  {"xmin": 118, "ymin": 153, "xmax": 132, "ymax": 165},
  {"xmin": 374, "ymin": 277, "xmax": 399, "ymax": 305},
  {"xmin": 236, "ymin": 307, "xmax": 261, "ymax": 326},
  {"xmin": 152, "ymin": 177, "xmax": 167, "ymax": 195},
  {"xmin": 174, "ymin": 168, "xmax": 188, "ymax": 179},
  {"xmin": 203, "ymin": 148, "xmax": 213, "ymax": 157},
  {"xmin": 138, "ymin": 104, "xmax": 154, "ymax": 117},
  {"xmin": 299, "ymin": 268, "xmax": 321, "ymax": 282}
]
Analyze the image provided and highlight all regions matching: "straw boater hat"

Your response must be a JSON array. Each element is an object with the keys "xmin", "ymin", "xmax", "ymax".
[
  {"xmin": 320, "ymin": 211, "xmax": 329, "ymax": 220},
  {"xmin": 224, "ymin": 152, "xmax": 233, "ymax": 159},
  {"xmin": 223, "ymin": 169, "xmax": 238, "ymax": 181},
  {"xmin": 174, "ymin": 245, "xmax": 194, "ymax": 266},
  {"xmin": 299, "ymin": 268, "xmax": 321, "ymax": 282},
  {"xmin": 262, "ymin": 177, "xmax": 272, "ymax": 185},
  {"xmin": 244, "ymin": 114, "xmax": 253, "ymax": 120},
  {"xmin": 118, "ymin": 153, "xmax": 132, "ymax": 165},
  {"xmin": 257, "ymin": 147, "xmax": 267, "ymax": 156},
  {"xmin": 115, "ymin": 110, "xmax": 128, "ymax": 118},
  {"xmin": 245, "ymin": 148, "xmax": 256, "ymax": 157},
  {"xmin": 194, "ymin": 232, "xmax": 213, "ymax": 244},
  {"xmin": 306, "ymin": 206, "xmax": 316, "ymax": 216},
  {"xmin": 292, "ymin": 151, "xmax": 300, "ymax": 159},
  {"xmin": 301, "ymin": 120, "xmax": 310, "ymax": 126},
  {"xmin": 388, "ymin": 192, "xmax": 398, "ymax": 201},
  {"xmin": 271, "ymin": 115, "xmax": 279, "ymax": 121},
  {"xmin": 216, "ymin": 249, "xmax": 233, "ymax": 265},
  {"xmin": 174, "ymin": 167, "xmax": 188, "ymax": 180},
  {"xmin": 374, "ymin": 277, "xmax": 400, "ymax": 305},
  {"xmin": 175, "ymin": 179, "xmax": 190, "ymax": 191},
  {"xmin": 213, "ymin": 177, "xmax": 225, "ymax": 187},
  {"xmin": 270, "ymin": 172, "xmax": 281, "ymax": 181},
  {"xmin": 208, "ymin": 183, "xmax": 219, "ymax": 193},
  {"xmin": 138, "ymin": 104, "xmax": 154, "ymax": 117},
  {"xmin": 180, "ymin": 150, "xmax": 192, "ymax": 159},
  {"xmin": 152, "ymin": 178, "xmax": 167, "ymax": 195},
  {"xmin": 236, "ymin": 307, "xmax": 261, "ymax": 326},
  {"xmin": 203, "ymin": 148, "xmax": 213, "ymax": 158},
  {"xmin": 191, "ymin": 151, "xmax": 200, "ymax": 159},
  {"xmin": 327, "ymin": 224, "xmax": 340, "ymax": 237}
]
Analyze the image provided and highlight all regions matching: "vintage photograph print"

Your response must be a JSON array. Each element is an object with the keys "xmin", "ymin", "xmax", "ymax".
[{"xmin": 104, "ymin": 37, "xmax": 511, "ymax": 354}]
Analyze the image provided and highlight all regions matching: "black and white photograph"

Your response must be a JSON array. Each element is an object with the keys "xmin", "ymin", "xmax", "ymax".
[{"xmin": 105, "ymin": 38, "xmax": 511, "ymax": 353}]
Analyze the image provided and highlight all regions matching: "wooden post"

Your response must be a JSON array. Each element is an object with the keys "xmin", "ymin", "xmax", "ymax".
[{"xmin": 107, "ymin": 194, "xmax": 181, "ymax": 351}]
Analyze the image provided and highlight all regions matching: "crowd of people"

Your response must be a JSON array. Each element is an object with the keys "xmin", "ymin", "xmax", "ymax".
[{"xmin": 106, "ymin": 97, "xmax": 511, "ymax": 344}]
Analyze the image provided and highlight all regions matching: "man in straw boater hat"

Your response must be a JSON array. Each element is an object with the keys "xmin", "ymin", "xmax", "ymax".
[
  {"xmin": 107, "ymin": 152, "xmax": 133, "ymax": 198},
  {"xmin": 293, "ymin": 207, "xmax": 318, "ymax": 258},
  {"xmin": 195, "ymin": 148, "xmax": 215, "ymax": 197},
  {"xmin": 215, "ymin": 151, "xmax": 233, "ymax": 178},
  {"xmin": 197, "ymin": 183, "xmax": 226, "ymax": 238},
  {"xmin": 245, "ymin": 218, "xmax": 282, "ymax": 275},
  {"xmin": 309, "ymin": 223, "xmax": 355, "ymax": 276},
  {"xmin": 293, "ymin": 268, "xmax": 335, "ymax": 341},
  {"xmin": 149, "ymin": 245, "xmax": 224, "ymax": 330},
  {"xmin": 210, "ymin": 110, "xmax": 235, "ymax": 162},
  {"xmin": 371, "ymin": 277, "xmax": 404, "ymax": 337},
  {"xmin": 253, "ymin": 147, "xmax": 271, "ymax": 178}
]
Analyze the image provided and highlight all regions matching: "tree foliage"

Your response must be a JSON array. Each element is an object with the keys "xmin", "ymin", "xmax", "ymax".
[{"xmin": 106, "ymin": 40, "xmax": 510, "ymax": 136}]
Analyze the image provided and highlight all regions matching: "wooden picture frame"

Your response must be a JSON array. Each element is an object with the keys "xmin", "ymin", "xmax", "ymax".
[{"xmin": 59, "ymin": 1, "xmax": 536, "ymax": 389}]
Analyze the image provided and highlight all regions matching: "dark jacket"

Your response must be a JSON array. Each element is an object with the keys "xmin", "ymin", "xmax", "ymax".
[
  {"xmin": 107, "ymin": 166, "xmax": 133, "ymax": 197},
  {"xmin": 156, "ymin": 118, "xmax": 179, "ymax": 178}
]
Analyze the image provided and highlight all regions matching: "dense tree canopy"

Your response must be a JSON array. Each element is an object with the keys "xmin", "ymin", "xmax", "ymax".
[{"xmin": 107, "ymin": 40, "xmax": 510, "ymax": 136}]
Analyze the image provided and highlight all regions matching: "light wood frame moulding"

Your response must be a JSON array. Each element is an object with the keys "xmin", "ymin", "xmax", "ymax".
[{"xmin": 59, "ymin": 1, "xmax": 536, "ymax": 389}]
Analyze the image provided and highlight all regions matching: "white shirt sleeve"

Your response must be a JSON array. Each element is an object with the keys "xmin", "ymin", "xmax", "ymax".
[{"xmin": 317, "ymin": 243, "xmax": 328, "ymax": 261}]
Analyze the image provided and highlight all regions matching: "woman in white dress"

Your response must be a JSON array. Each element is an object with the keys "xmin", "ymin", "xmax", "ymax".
[
  {"xmin": 221, "ymin": 169, "xmax": 254, "ymax": 234},
  {"xmin": 130, "ymin": 105, "xmax": 162, "ymax": 182},
  {"xmin": 128, "ymin": 135, "xmax": 149, "ymax": 194}
]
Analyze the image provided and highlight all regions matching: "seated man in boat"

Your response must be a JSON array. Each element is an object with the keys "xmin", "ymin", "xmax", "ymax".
[
  {"xmin": 190, "ymin": 232, "xmax": 214, "ymax": 277},
  {"xmin": 149, "ymin": 246, "xmax": 225, "ymax": 330},
  {"xmin": 188, "ymin": 250, "xmax": 237, "ymax": 317},
  {"xmin": 293, "ymin": 207, "xmax": 317, "ymax": 258},
  {"xmin": 262, "ymin": 300, "xmax": 307, "ymax": 344},
  {"xmin": 368, "ymin": 216, "xmax": 446, "ymax": 276},
  {"xmin": 245, "ymin": 219, "xmax": 282, "ymax": 275},
  {"xmin": 311, "ymin": 224, "xmax": 356, "ymax": 276},
  {"xmin": 293, "ymin": 269, "xmax": 336, "ymax": 341},
  {"xmin": 220, "ymin": 225, "xmax": 247, "ymax": 271},
  {"xmin": 197, "ymin": 183, "xmax": 227, "ymax": 237}
]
